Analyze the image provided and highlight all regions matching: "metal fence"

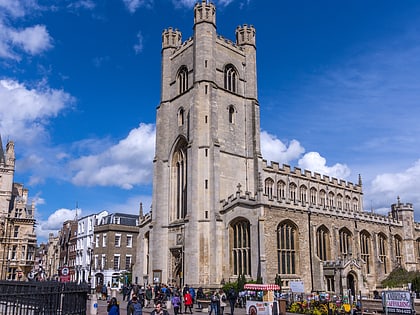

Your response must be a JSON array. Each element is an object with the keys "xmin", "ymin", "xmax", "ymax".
[{"xmin": 0, "ymin": 281, "xmax": 89, "ymax": 315}]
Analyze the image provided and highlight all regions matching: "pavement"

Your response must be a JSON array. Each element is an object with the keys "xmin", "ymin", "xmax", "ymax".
[{"xmin": 87, "ymin": 293, "xmax": 248, "ymax": 315}]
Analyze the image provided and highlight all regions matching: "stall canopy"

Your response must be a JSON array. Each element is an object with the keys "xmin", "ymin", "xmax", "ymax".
[{"xmin": 244, "ymin": 284, "xmax": 280, "ymax": 291}]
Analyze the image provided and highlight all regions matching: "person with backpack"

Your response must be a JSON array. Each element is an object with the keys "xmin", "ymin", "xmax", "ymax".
[
  {"xmin": 128, "ymin": 295, "xmax": 143, "ymax": 315},
  {"xmin": 107, "ymin": 297, "xmax": 120, "ymax": 315},
  {"xmin": 171, "ymin": 292, "xmax": 182, "ymax": 315},
  {"xmin": 209, "ymin": 291, "xmax": 220, "ymax": 315}
]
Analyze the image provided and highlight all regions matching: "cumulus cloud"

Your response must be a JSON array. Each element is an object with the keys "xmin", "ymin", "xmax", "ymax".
[
  {"xmin": 36, "ymin": 208, "xmax": 81, "ymax": 241},
  {"xmin": 260, "ymin": 130, "xmax": 305, "ymax": 165},
  {"xmin": 298, "ymin": 152, "xmax": 351, "ymax": 179},
  {"xmin": 71, "ymin": 123, "xmax": 156, "ymax": 189},
  {"xmin": 9, "ymin": 24, "xmax": 53, "ymax": 55},
  {"xmin": 134, "ymin": 31, "xmax": 143, "ymax": 54},
  {"xmin": 369, "ymin": 159, "xmax": 420, "ymax": 210},
  {"xmin": 0, "ymin": 79, "xmax": 75, "ymax": 144}
]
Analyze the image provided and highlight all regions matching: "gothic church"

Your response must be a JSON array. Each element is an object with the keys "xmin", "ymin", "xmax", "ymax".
[{"xmin": 134, "ymin": 0, "xmax": 420, "ymax": 297}]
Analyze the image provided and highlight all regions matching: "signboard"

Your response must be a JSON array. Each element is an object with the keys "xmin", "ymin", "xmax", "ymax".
[
  {"xmin": 289, "ymin": 281, "xmax": 304, "ymax": 293},
  {"xmin": 383, "ymin": 290, "xmax": 413, "ymax": 314}
]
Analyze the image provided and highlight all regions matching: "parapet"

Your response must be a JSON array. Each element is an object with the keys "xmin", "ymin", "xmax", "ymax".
[{"xmin": 194, "ymin": 0, "xmax": 216, "ymax": 25}]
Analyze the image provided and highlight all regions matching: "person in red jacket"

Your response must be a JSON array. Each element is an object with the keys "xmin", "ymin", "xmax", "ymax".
[{"xmin": 184, "ymin": 291, "xmax": 193, "ymax": 314}]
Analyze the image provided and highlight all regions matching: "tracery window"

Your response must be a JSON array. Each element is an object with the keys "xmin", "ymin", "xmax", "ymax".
[
  {"xmin": 416, "ymin": 238, "xmax": 420, "ymax": 260},
  {"xmin": 319, "ymin": 190, "xmax": 326, "ymax": 207},
  {"xmin": 345, "ymin": 196, "xmax": 351, "ymax": 210},
  {"xmin": 277, "ymin": 221, "xmax": 298, "ymax": 274},
  {"xmin": 264, "ymin": 178, "xmax": 274, "ymax": 199},
  {"xmin": 300, "ymin": 185, "xmax": 307, "ymax": 204},
  {"xmin": 337, "ymin": 194, "xmax": 343, "ymax": 210},
  {"xmin": 360, "ymin": 231, "xmax": 371, "ymax": 274},
  {"xmin": 171, "ymin": 139, "xmax": 188, "ymax": 220},
  {"xmin": 339, "ymin": 228, "xmax": 352, "ymax": 259},
  {"xmin": 352, "ymin": 197, "xmax": 359, "ymax": 211},
  {"xmin": 224, "ymin": 64, "xmax": 238, "ymax": 93},
  {"xmin": 277, "ymin": 180, "xmax": 285, "ymax": 199},
  {"xmin": 328, "ymin": 192, "xmax": 334, "ymax": 208},
  {"xmin": 310, "ymin": 188, "xmax": 317, "ymax": 205},
  {"xmin": 230, "ymin": 219, "xmax": 251, "ymax": 276},
  {"xmin": 177, "ymin": 66, "xmax": 188, "ymax": 94},
  {"xmin": 289, "ymin": 183, "xmax": 297, "ymax": 203},
  {"xmin": 316, "ymin": 225, "xmax": 330, "ymax": 261},
  {"xmin": 378, "ymin": 233, "xmax": 388, "ymax": 274},
  {"xmin": 394, "ymin": 235, "xmax": 402, "ymax": 266}
]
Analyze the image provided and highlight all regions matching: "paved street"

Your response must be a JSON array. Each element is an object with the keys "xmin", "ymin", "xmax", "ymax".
[{"xmin": 88, "ymin": 293, "xmax": 248, "ymax": 315}]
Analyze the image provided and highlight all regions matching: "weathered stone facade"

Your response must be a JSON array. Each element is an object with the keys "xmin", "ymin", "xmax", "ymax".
[{"xmin": 134, "ymin": 0, "xmax": 420, "ymax": 297}]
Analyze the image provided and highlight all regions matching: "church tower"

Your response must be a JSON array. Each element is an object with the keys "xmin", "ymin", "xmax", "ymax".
[{"xmin": 140, "ymin": 0, "xmax": 261, "ymax": 287}]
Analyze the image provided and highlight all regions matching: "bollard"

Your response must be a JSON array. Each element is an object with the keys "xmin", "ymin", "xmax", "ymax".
[{"xmin": 90, "ymin": 294, "xmax": 98, "ymax": 315}]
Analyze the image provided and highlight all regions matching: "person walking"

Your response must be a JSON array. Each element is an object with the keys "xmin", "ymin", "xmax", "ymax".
[
  {"xmin": 107, "ymin": 297, "xmax": 120, "ymax": 315},
  {"xmin": 209, "ymin": 291, "xmax": 219, "ymax": 315},
  {"xmin": 228, "ymin": 288, "xmax": 237, "ymax": 315},
  {"xmin": 219, "ymin": 290, "xmax": 227, "ymax": 315},
  {"xmin": 184, "ymin": 290, "xmax": 193, "ymax": 314},
  {"xmin": 145, "ymin": 285, "xmax": 153, "ymax": 307},
  {"xmin": 151, "ymin": 302, "xmax": 169, "ymax": 315},
  {"xmin": 172, "ymin": 292, "xmax": 182, "ymax": 315},
  {"xmin": 196, "ymin": 287, "xmax": 205, "ymax": 310},
  {"xmin": 128, "ymin": 295, "xmax": 143, "ymax": 315}
]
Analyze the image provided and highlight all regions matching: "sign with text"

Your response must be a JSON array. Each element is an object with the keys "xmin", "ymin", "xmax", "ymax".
[
  {"xmin": 289, "ymin": 281, "xmax": 304, "ymax": 293},
  {"xmin": 383, "ymin": 290, "xmax": 413, "ymax": 314}
]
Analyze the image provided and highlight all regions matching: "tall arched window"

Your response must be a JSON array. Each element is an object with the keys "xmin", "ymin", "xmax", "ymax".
[
  {"xmin": 178, "ymin": 107, "xmax": 185, "ymax": 126},
  {"xmin": 299, "ymin": 185, "xmax": 307, "ymax": 204},
  {"xmin": 337, "ymin": 194, "xmax": 343, "ymax": 210},
  {"xmin": 352, "ymin": 197, "xmax": 359, "ymax": 211},
  {"xmin": 319, "ymin": 190, "xmax": 326, "ymax": 207},
  {"xmin": 230, "ymin": 219, "xmax": 251, "ymax": 276},
  {"xmin": 328, "ymin": 192, "xmax": 335, "ymax": 208},
  {"xmin": 264, "ymin": 178, "xmax": 274, "ymax": 199},
  {"xmin": 171, "ymin": 139, "xmax": 188, "ymax": 220},
  {"xmin": 224, "ymin": 64, "xmax": 238, "ymax": 93},
  {"xmin": 360, "ymin": 230, "xmax": 371, "ymax": 274},
  {"xmin": 378, "ymin": 233, "xmax": 388, "ymax": 274},
  {"xmin": 394, "ymin": 235, "xmax": 403, "ymax": 266},
  {"xmin": 289, "ymin": 183, "xmax": 297, "ymax": 203},
  {"xmin": 277, "ymin": 180, "xmax": 285, "ymax": 199},
  {"xmin": 339, "ymin": 228, "xmax": 352, "ymax": 259},
  {"xmin": 345, "ymin": 196, "xmax": 351, "ymax": 210},
  {"xmin": 177, "ymin": 66, "xmax": 188, "ymax": 94},
  {"xmin": 277, "ymin": 220, "xmax": 298, "ymax": 274},
  {"xmin": 316, "ymin": 225, "xmax": 330, "ymax": 261},
  {"xmin": 310, "ymin": 187, "xmax": 317, "ymax": 205},
  {"xmin": 417, "ymin": 238, "xmax": 420, "ymax": 261}
]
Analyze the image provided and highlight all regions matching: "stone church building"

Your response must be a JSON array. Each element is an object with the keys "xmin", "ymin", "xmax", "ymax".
[{"xmin": 134, "ymin": 0, "xmax": 420, "ymax": 297}]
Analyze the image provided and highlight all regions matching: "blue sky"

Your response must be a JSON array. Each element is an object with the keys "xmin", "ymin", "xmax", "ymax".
[{"xmin": 1, "ymin": 0, "xmax": 420, "ymax": 243}]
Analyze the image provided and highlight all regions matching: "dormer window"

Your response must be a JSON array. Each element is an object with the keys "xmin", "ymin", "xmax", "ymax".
[{"xmin": 177, "ymin": 66, "xmax": 188, "ymax": 94}]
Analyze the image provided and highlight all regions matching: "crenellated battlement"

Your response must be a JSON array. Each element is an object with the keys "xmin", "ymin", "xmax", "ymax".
[
  {"xmin": 194, "ymin": 0, "xmax": 215, "ymax": 25},
  {"xmin": 162, "ymin": 27, "xmax": 182, "ymax": 49},
  {"xmin": 391, "ymin": 202, "xmax": 414, "ymax": 211},
  {"xmin": 236, "ymin": 24, "xmax": 256, "ymax": 47},
  {"xmin": 262, "ymin": 160, "xmax": 360, "ymax": 190}
]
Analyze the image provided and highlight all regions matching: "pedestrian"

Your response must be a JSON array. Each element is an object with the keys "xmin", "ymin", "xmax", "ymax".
[
  {"xmin": 219, "ymin": 290, "xmax": 227, "ymax": 315},
  {"xmin": 228, "ymin": 288, "xmax": 237, "ymax": 315},
  {"xmin": 196, "ymin": 287, "xmax": 205, "ymax": 310},
  {"xmin": 209, "ymin": 291, "xmax": 219, "ymax": 315},
  {"xmin": 189, "ymin": 287, "xmax": 196, "ymax": 306},
  {"xmin": 172, "ymin": 292, "xmax": 182, "ymax": 315},
  {"xmin": 128, "ymin": 295, "xmax": 143, "ymax": 315},
  {"xmin": 184, "ymin": 289, "xmax": 193, "ymax": 314},
  {"xmin": 123, "ymin": 284, "xmax": 130, "ymax": 301},
  {"xmin": 127, "ymin": 294, "xmax": 137, "ymax": 315},
  {"xmin": 107, "ymin": 297, "xmax": 120, "ymax": 315},
  {"xmin": 102, "ymin": 283, "xmax": 108, "ymax": 301},
  {"xmin": 145, "ymin": 285, "xmax": 153, "ymax": 307},
  {"xmin": 151, "ymin": 302, "xmax": 169, "ymax": 315}
]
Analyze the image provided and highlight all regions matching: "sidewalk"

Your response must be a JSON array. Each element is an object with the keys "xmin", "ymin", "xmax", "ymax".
[{"xmin": 87, "ymin": 293, "xmax": 248, "ymax": 315}]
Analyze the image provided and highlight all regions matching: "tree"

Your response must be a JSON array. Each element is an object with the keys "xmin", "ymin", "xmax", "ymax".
[{"xmin": 381, "ymin": 267, "xmax": 420, "ymax": 288}]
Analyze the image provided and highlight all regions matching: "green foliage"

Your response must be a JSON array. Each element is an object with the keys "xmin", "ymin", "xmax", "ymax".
[
  {"xmin": 222, "ymin": 281, "xmax": 237, "ymax": 293},
  {"xmin": 237, "ymin": 274, "xmax": 246, "ymax": 292},
  {"xmin": 381, "ymin": 267, "xmax": 420, "ymax": 288},
  {"xmin": 411, "ymin": 276, "xmax": 420, "ymax": 293},
  {"xmin": 275, "ymin": 275, "xmax": 282, "ymax": 289}
]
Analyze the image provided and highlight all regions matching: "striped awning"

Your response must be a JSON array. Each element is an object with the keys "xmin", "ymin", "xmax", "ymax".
[{"xmin": 244, "ymin": 284, "xmax": 280, "ymax": 291}]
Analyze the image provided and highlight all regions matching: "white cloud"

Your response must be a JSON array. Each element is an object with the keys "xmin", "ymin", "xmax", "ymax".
[
  {"xmin": 0, "ymin": 79, "xmax": 74, "ymax": 144},
  {"xmin": 9, "ymin": 24, "xmax": 53, "ymax": 55},
  {"xmin": 67, "ymin": 0, "xmax": 96, "ymax": 10},
  {"xmin": 369, "ymin": 159, "xmax": 420, "ymax": 212},
  {"xmin": 122, "ymin": 0, "xmax": 153, "ymax": 13},
  {"xmin": 71, "ymin": 123, "xmax": 156, "ymax": 189},
  {"xmin": 298, "ymin": 152, "xmax": 351, "ymax": 179},
  {"xmin": 36, "ymin": 208, "xmax": 80, "ymax": 241},
  {"xmin": 134, "ymin": 31, "xmax": 143, "ymax": 54},
  {"xmin": 260, "ymin": 130, "xmax": 305, "ymax": 165}
]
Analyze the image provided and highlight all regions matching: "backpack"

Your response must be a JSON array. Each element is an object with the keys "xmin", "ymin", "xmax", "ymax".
[{"xmin": 133, "ymin": 301, "xmax": 142, "ymax": 315}]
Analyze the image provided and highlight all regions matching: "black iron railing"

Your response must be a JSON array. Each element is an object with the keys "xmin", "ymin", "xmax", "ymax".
[{"xmin": 0, "ymin": 281, "xmax": 89, "ymax": 315}]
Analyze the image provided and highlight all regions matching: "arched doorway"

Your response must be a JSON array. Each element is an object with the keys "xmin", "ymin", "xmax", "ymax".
[
  {"xmin": 95, "ymin": 273, "xmax": 104, "ymax": 286},
  {"xmin": 347, "ymin": 273, "xmax": 357, "ymax": 299}
]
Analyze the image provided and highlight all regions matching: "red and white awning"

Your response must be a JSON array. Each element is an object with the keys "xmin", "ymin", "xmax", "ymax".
[{"xmin": 244, "ymin": 284, "xmax": 280, "ymax": 291}]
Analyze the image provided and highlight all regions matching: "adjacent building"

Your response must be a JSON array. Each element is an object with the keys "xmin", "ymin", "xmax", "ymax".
[
  {"xmin": 92, "ymin": 213, "xmax": 139, "ymax": 288},
  {"xmin": 134, "ymin": 0, "xmax": 420, "ymax": 298},
  {"xmin": 0, "ymin": 136, "xmax": 37, "ymax": 281}
]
